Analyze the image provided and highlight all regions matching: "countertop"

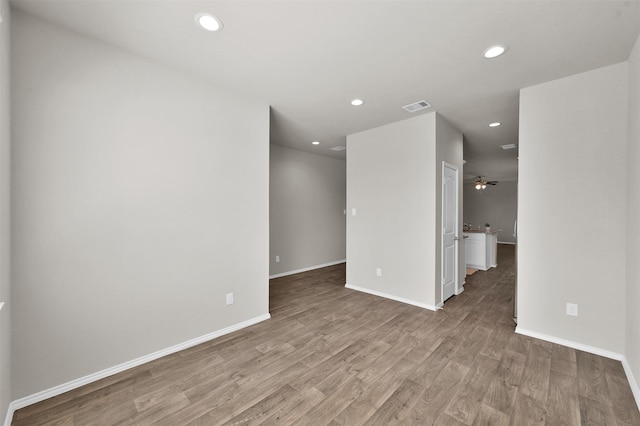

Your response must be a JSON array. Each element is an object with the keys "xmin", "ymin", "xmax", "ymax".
[{"xmin": 463, "ymin": 229, "xmax": 501, "ymax": 234}]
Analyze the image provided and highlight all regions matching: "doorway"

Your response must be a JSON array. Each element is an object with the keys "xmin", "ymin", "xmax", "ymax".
[{"xmin": 442, "ymin": 162, "xmax": 459, "ymax": 303}]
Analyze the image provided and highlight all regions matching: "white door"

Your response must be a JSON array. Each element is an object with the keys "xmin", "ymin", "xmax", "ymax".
[{"xmin": 442, "ymin": 162, "xmax": 458, "ymax": 302}]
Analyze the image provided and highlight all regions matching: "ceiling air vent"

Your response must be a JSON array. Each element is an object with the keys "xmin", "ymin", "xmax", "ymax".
[
  {"xmin": 402, "ymin": 100, "xmax": 431, "ymax": 113},
  {"xmin": 330, "ymin": 146, "xmax": 346, "ymax": 151}
]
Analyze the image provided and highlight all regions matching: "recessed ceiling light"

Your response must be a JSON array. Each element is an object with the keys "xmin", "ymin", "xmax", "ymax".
[
  {"xmin": 489, "ymin": 122, "xmax": 502, "ymax": 127},
  {"xmin": 312, "ymin": 141, "xmax": 320, "ymax": 145},
  {"xmin": 351, "ymin": 99, "xmax": 364, "ymax": 106},
  {"xmin": 195, "ymin": 13, "xmax": 223, "ymax": 32},
  {"xmin": 483, "ymin": 45, "xmax": 508, "ymax": 59}
]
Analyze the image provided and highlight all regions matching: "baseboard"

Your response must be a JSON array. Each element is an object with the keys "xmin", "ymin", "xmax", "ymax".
[
  {"xmin": 466, "ymin": 263, "xmax": 489, "ymax": 271},
  {"xmin": 515, "ymin": 327, "xmax": 639, "ymax": 411},
  {"xmin": 621, "ymin": 356, "xmax": 640, "ymax": 412},
  {"xmin": 3, "ymin": 405, "xmax": 10, "ymax": 426},
  {"xmin": 269, "ymin": 259, "xmax": 346, "ymax": 279},
  {"xmin": 345, "ymin": 283, "xmax": 438, "ymax": 311},
  {"xmin": 515, "ymin": 327, "xmax": 623, "ymax": 360},
  {"xmin": 4, "ymin": 401, "xmax": 16, "ymax": 426},
  {"xmin": 4, "ymin": 313, "xmax": 271, "ymax": 426}
]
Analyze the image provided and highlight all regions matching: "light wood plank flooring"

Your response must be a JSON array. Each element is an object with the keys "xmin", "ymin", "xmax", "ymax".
[{"xmin": 13, "ymin": 245, "xmax": 640, "ymax": 425}]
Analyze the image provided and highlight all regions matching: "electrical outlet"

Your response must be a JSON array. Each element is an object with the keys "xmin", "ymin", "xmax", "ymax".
[
  {"xmin": 226, "ymin": 293, "xmax": 234, "ymax": 305},
  {"xmin": 275, "ymin": 255, "xmax": 280, "ymax": 263},
  {"xmin": 566, "ymin": 303, "xmax": 578, "ymax": 317},
  {"xmin": 376, "ymin": 268, "xmax": 382, "ymax": 277}
]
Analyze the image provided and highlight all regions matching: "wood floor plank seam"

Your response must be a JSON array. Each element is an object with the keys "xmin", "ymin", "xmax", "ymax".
[{"xmin": 12, "ymin": 246, "xmax": 640, "ymax": 425}]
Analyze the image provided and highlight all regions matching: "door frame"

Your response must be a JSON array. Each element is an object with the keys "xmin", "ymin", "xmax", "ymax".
[{"xmin": 441, "ymin": 161, "xmax": 460, "ymax": 306}]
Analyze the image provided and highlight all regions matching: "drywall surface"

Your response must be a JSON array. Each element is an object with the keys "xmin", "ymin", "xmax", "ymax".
[
  {"xmin": 518, "ymin": 62, "xmax": 627, "ymax": 354},
  {"xmin": 11, "ymin": 11, "xmax": 269, "ymax": 399},
  {"xmin": 0, "ymin": 0, "xmax": 10, "ymax": 421},
  {"xmin": 464, "ymin": 180, "xmax": 517, "ymax": 244},
  {"xmin": 626, "ymin": 33, "xmax": 640, "ymax": 397},
  {"xmin": 435, "ymin": 114, "xmax": 464, "ymax": 303},
  {"xmin": 346, "ymin": 113, "xmax": 437, "ymax": 307},
  {"xmin": 269, "ymin": 145, "xmax": 345, "ymax": 276}
]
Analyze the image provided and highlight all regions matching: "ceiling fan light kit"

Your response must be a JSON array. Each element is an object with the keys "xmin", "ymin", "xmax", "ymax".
[{"xmin": 473, "ymin": 176, "xmax": 498, "ymax": 190}]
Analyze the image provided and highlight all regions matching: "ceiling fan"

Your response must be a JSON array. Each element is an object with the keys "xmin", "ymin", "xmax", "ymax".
[{"xmin": 471, "ymin": 176, "xmax": 498, "ymax": 190}]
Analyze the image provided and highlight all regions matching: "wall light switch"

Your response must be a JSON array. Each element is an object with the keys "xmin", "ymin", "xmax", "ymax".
[
  {"xmin": 376, "ymin": 268, "xmax": 382, "ymax": 277},
  {"xmin": 226, "ymin": 293, "xmax": 234, "ymax": 305},
  {"xmin": 352, "ymin": 208, "xmax": 357, "ymax": 216},
  {"xmin": 566, "ymin": 303, "xmax": 578, "ymax": 317}
]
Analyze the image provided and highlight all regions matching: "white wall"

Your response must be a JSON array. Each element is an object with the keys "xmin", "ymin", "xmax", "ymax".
[
  {"xmin": 269, "ymin": 145, "xmax": 345, "ymax": 276},
  {"xmin": 626, "ymin": 33, "xmax": 640, "ymax": 400},
  {"xmin": 464, "ymin": 180, "xmax": 517, "ymax": 244},
  {"xmin": 347, "ymin": 114, "xmax": 437, "ymax": 307},
  {"xmin": 346, "ymin": 112, "xmax": 463, "ymax": 309},
  {"xmin": 11, "ymin": 11, "xmax": 269, "ymax": 399},
  {"xmin": 0, "ymin": 0, "xmax": 10, "ymax": 421},
  {"xmin": 518, "ymin": 63, "xmax": 628, "ymax": 354}
]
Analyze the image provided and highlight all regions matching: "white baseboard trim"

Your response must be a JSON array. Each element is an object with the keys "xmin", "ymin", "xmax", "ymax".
[
  {"xmin": 345, "ymin": 283, "xmax": 438, "ymax": 311},
  {"xmin": 2, "ymin": 407, "xmax": 9, "ymax": 426},
  {"xmin": 516, "ymin": 327, "xmax": 640, "ymax": 411},
  {"xmin": 515, "ymin": 327, "xmax": 623, "ymax": 360},
  {"xmin": 269, "ymin": 259, "xmax": 346, "ymax": 279},
  {"xmin": 4, "ymin": 313, "xmax": 271, "ymax": 426},
  {"xmin": 455, "ymin": 285, "xmax": 464, "ymax": 296},
  {"xmin": 622, "ymin": 356, "xmax": 640, "ymax": 412},
  {"xmin": 466, "ymin": 263, "xmax": 489, "ymax": 271}
]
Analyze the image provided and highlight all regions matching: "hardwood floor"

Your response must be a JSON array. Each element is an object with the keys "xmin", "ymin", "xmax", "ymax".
[{"xmin": 13, "ymin": 245, "xmax": 640, "ymax": 425}]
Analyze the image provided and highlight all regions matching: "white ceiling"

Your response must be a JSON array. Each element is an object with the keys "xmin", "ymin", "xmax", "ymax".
[{"xmin": 11, "ymin": 0, "xmax": 640, "ymax": 182}]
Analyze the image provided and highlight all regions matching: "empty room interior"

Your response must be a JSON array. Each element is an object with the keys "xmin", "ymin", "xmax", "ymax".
[{"xmin": 2, "ymin": 0, "xmax": 640, "ymax": 424}]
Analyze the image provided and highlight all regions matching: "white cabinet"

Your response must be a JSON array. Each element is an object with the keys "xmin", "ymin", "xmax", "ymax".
[{"xmin": 464, "ymin": 231, "xmax": 498, "ymax": 271}]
